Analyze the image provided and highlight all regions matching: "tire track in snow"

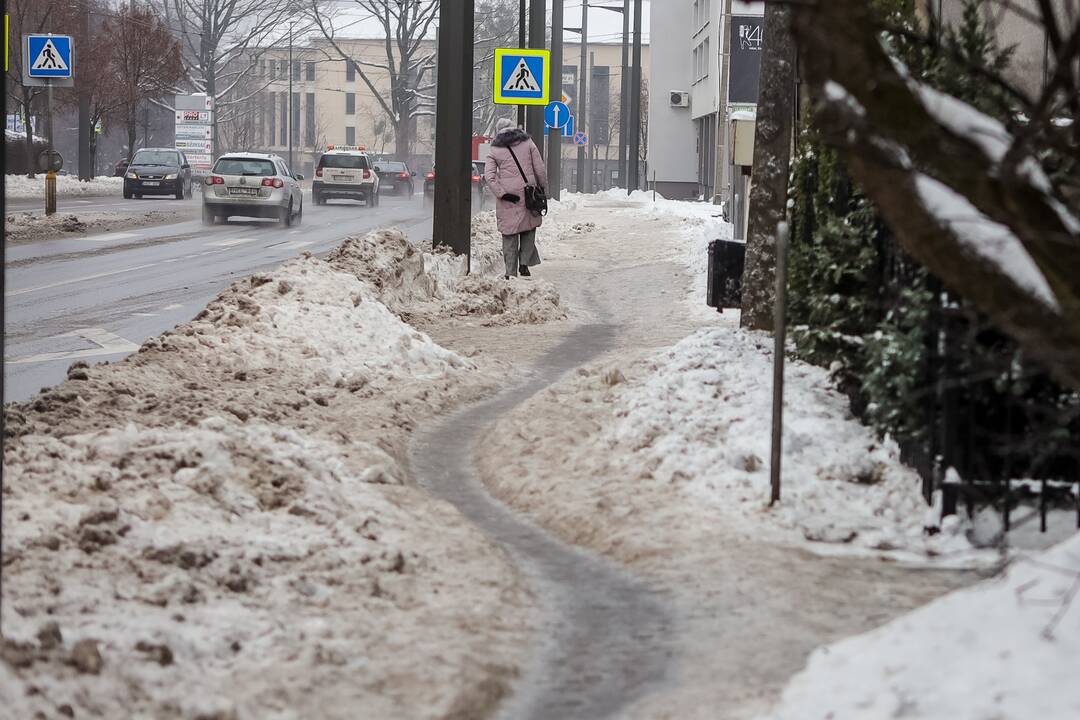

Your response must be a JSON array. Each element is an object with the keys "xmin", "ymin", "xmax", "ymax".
[{"xmin": 410, "ymin": 323, "xmax": 675, "ymax": 720}]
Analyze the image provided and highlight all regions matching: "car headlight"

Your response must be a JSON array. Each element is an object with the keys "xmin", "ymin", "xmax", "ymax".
[
  {"xmin": 126, "ymin": 171, "xmax": 137, "ymax": 179},
  {"xmin": 164, "ymin": 173, "xmax": 177, "ymax": 180}
]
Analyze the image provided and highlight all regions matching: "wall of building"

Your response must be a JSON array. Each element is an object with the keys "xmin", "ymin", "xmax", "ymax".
[{"xmin": 648, "ymin": 0, "xmax": 699, "ymax": 198}]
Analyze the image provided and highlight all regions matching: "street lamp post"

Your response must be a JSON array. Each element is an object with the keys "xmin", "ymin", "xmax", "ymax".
[
  {"xmin": 627, "ymin": 0, "xmax": 643, "ymax": 193},
  {"xmin": 288, "ymin": 21, "xmax": 294, "ymax": 172},
  {"xmin": 549, "ymin": 0, "xmax": 564, "ymax": 198}
]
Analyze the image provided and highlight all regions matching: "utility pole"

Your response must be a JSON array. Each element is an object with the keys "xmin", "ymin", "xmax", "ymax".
[
  {"xmin": 549, "ymin": 0, "xmax": 564, "ymax": 198},
  {"xmin": 288, "ymin": 22, "xmax": 294, "ymax": 171},
  {"xmin": 432, "ymin": 0, "xmax": 475, "ymax": 261},
  {"xmin": 78, "ymin": 2, "xmax": 91, "ymax": 180},
  {"xmin": 518, "ymin": 0, "xmax": 527, "ymax": 129},
  {"xmin": 576, "ymin": 0, "xmax": 588, "ymax": 192},
  {"xmin": 714, "ymin": 0, "xmax": 733, "ymax": 205},
  {"xmin": 527, "ymin": 0, "xmax": 547, "ymax": 156},
  {"xmin": 627, "ymin": 0, "xmax": 643, "ymax": 192},
  {"xmin": 618, "ymin": 0, "xmax": 630, "ymax": 188}
]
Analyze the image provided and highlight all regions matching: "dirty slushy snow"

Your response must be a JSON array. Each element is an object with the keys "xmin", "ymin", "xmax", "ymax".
[{"xmin": 0, "ymin": 226, "xmax": 570, "ymax": 718}]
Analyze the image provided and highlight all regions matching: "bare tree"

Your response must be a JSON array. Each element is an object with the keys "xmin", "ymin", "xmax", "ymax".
[
  {"xmin": 472, "ymin": 0, "xmax": 519, "ymax": 135},
  {"xmin": 160, "ymin": 0, "xmax": 295, "ymax": 155},
  {"xmin": 786, "ymin": 0, "xmax": 1080, "ymax": 390},
  {"xmin": 309, "ymin": 0, "xmax": 438, "ymax": 160},
  {"xmin": 112, "ymin": 6, "xmax": 185, "ymax": 162}
]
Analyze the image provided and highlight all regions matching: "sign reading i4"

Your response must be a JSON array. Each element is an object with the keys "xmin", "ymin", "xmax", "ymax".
[
  {"xmin": 26, "ymin": 34, "xmax": 73, "ymax": 79},
  {"xmin": 493, "ymin": 48, "xmax": 550, "ymax": 106}
]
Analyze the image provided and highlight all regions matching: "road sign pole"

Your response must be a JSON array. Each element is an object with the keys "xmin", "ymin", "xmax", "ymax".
[
  {"xmin": 576, "ymin": 0, "xmax": 588, "ymax": 192},
  {"xmin": 527, "ymin": 0, "xmax": 547, "ymax": 157},
  {"xmin": 549, "ymin": 0, "xmax": 564, "ymax": 198},
  {"xmin": 432, "ymin": 0, "xmax": 474, "ymax": 263},
  {"xmin": 628, "ymin": 0, "xmax": 643, "ymax": 193},
  {"xmin": 518, "ymin": 0, "xmax": 526, "ymax": 129},
  {"xmin": 78, "ymin": 4, "xmax": 91, "ymax": 181},
  {"xmin": 46, "ymin": 81, "xmax": 57, "ymax": 215},
  {"xmin": 618, "ymin": 0, "xmax": 630, "ymax": 188}
]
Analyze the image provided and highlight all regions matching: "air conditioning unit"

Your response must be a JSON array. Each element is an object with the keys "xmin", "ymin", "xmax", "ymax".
[{"xmin": 669, "ymin": 91, "xmax": 690, "ymax": 108}]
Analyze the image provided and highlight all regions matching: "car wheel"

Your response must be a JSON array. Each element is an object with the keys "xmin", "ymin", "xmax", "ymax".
[
  {"xmin": 123, "ymin": 188, "xmax": 132, "ymax": 200},
  {"xmin": 175, "ymin": 185, "xmax": 184, "ymax": 200},
  {"xmin": 134, "ymin": 194, "xmax": 142, "ymax": 199},
  {"xmin": 202, "ymin": 205, "xmax": 215, "ymax": 225},
  {"xmin": 313, "ymin": 191, "xmax": 322, "ymax": 206},
  {"xmin": 280, "ymin": 202, "xmax": 292, "ymax": 227},
  {"xmin": 295, "ymin": 200, "xmax": 303, "ymax": 225}
]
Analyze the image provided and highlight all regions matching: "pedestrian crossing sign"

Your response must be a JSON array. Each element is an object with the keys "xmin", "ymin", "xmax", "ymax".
[
  {"xmin": 493, "ymin": 48, "xmax": 550, "ymax": 106},
  {"xmin": 26, "ymin": 35, "xmax": 73, "ymax": 79}
]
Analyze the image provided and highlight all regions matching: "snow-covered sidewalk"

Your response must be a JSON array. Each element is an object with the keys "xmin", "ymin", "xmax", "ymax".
[
  {"xmin": 1, "ymin": 225, "xmax": 569, "ymax": 718},
  {"xmin": 5, "ymin": 175, "xmax": 124, "ymax": 200},
  {"xmin": 5, "ymin": 209, "xmax": 186, "ymax": 244}
]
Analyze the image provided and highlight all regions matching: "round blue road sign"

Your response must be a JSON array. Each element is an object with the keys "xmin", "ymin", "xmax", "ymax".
[
  {"xmin": 545, "ymin": 101, "xmax": 570, "ymax": 130},
  {"xmin": 573, "ymin": 131, "xmax": 588, "ymax": 147}
]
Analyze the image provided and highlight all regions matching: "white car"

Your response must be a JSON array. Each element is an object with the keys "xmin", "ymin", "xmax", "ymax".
[
  {"xmin": 312, "ymin": 146, "xmax": 380, "ymax": 206},
  {"xmin": 202, "ymin": 152, "xmax": 304, "ymax": 227}
]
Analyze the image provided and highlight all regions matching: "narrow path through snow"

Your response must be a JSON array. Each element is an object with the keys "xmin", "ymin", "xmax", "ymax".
[{"xmin": 410, "ymin": 323, "xmax": 676, "ymax": 720}]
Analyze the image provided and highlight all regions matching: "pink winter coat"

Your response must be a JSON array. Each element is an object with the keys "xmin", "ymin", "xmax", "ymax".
[{"xmin": 484, "ymin": 128, "xmax": 548, "ymax": 236}]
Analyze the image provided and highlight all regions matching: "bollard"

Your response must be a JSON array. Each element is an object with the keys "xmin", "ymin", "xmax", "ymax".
[{"xmin": 45, "ymin": 170, "xmax": 58, "ymax": 216}]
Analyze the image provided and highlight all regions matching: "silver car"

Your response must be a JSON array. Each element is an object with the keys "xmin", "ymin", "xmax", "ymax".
[{"xmin": 202, "ymin": 153, "xmax": 304, "ymax": 227}]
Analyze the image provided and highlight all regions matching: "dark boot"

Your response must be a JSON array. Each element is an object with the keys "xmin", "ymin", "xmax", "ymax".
[{"xmin": 519, "ymin": 265, "xmax": 531, "ymax": 277}]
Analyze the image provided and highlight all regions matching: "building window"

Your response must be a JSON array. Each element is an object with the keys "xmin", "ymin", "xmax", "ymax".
[
  {"xmin": 692, "ymin": 37, "xmax": 710, "ymax": 83},
  {"xmin": 268, "ymin": 93, "xmax": 276, "ymax": 146},
  {"xmin": 305, "ymin": 92, "xmax": 315, "ymax": 145},
  {"xmin": 346, "ymin": 59, "xmax": 356, "ymax": 82},
  {"xmin": 345, "ymin": 126, "xmax": 355, "ymax": 145},
  {"xmin": 346, "ymin": 92, "xmax": 355, "ymax": 115},
  {"xmin": 280, "ymin": 59, "xmax": 288, "ymax": 79},
  {"xmin": 305, "ymin": 61, "xmax": 315, "ymax": 81},
  {"xmin": 292, "ymin": 92, "xmax": 300, "ymax": 145},
  {"xmin": 280, "ymin": 94, "xmax": 287, "ymax": 145},
  {"xmin": 292, "ymin": 60, "xmax": 301, "ymax": 81}
]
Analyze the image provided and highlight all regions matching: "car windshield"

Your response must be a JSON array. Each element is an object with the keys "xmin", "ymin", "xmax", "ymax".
[
  {"xmin": 376, "ymin": 162, "xmax": 407, "ymax": 172},
  {"xmin": 132, "ymin": 151, "xmax": 179, "ymax": 166},
  {"xmin": 214, "ymin": 158, "xmax": 277, "ymax": 176},
  {"xmin": 320, "ymin": 154, "xmax": 369, "ymax": 170}
]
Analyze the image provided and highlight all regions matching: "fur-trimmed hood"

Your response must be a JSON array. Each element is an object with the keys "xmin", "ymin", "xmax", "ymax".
[{"xmin": 491, "ymin": 127, "xmax": 530, "ymax": 148}]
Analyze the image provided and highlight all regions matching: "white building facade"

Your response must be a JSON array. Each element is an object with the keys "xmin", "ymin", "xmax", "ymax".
[{"xmin": 648, "ymin": 0, "xmax": 763, "ymax": 200}]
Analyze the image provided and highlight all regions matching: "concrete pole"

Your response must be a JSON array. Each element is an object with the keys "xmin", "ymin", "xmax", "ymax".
[
  {"xmin": 518, "ymin": 0, "xmax": 527, "ymax": 128},
  {"xmin": 288, "ymin": 23, "xmax": 294, "ymax": 171},
  {"xmin": 576, "ymin": 0, "xmax": 588, "ymax": 192},
  {"xmin": 433, "ymin": 0, "xmax": 475, "ymax": 262},
  {"xmin": 627, "ymin": 0, "xmax": 643, "ymax": 192},
  {"xmin": 527, "ymin": 0, "xmax": 547, "ymax": 156},
  {"xmin": 549, "ymin": 0, "xmax": 564, "ymax": 198},
  {"xmin": 79, "ymin": 1, "xmax": 91, "ymax": 180},
  {"xmin": 618, "ymin": 0, "xmax": 629, "ymax": 188}
]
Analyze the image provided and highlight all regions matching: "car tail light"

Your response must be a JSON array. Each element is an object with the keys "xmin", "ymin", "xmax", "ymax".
[
  {"xmin": 398, "ymin": 172, "xmax": 409, "ymax": 179},
  {"xmin": 425, "ymin": 172, "xmax": 435, "ymax": 180},
  {"xmin": 472, "ymin": 175, "xmax": 481, "ymax": 183},
  {"xmin": 206, "ymin": 175, "xmax": 224, "ymax": 185},
  {"xmin": 363, "ymin": 169, "xmax": 371, "ymax": 179},
  {"xmin": 315, "ymin": 167, "xmax": 323, "ymax": 177},
  {"xmin": 262, "ymin": 177, "xmax": 284, "ymax": 188}
]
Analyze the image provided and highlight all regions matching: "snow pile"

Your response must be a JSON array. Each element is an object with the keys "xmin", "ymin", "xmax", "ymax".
[
  {"xmin": 608, "ymin": 327, "xmax": 971, "ymax": 558},
  {"xmin": 5, "ymin": 209, "xmax": 182, "ymax": 244},
  {"xmin": 4, "ymin": 174, "xmax": 124, "ymax": 200},
  {"xmin": 760, "ymin": 532, "xmax": 1080, "ymax": 719},
  {"xmin": 2, "ymin": 234, "xmax": 533, "ymax": 717},
  {"xmin": 327, "ymin": 226, "xmax": 566, "ymax": 327}
]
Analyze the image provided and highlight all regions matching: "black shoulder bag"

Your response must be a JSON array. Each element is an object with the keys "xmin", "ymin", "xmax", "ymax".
[{"xmin": 506, "ymin": 143, "xmax": 548, "ymax": 217}]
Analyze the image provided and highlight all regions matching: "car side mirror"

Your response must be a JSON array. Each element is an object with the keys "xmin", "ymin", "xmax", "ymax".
[
  {"xmin": 294, "ymin": 173, "xmax": 304, "ymax": 181},
  {"xmin": 411, "ymin": 171, "xmax": 416, "ymax": 176},
  {"xmin": 182, "ymin": 164, "xmax": 190, "ymax": 169}
]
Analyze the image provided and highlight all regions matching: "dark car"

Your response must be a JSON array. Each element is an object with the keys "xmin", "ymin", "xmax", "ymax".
[
  {"xmin": 423, "ymin": 161, "xmax": 488, "ymax": 208},
  {"xmin": 123, "ymin": 148, "xmax": 192, "ymax": 200},
  {"xmin": 113, "ymin": 158, "xmax": 129, "ymax": 177},
  {"xmin": 373, "ymin": 160, "xmax": 415, "ymax": 196}
]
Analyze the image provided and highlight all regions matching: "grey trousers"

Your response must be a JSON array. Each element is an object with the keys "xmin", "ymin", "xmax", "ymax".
[{"xmin": 502, "ymin": 230, "xmax": 541, "ymax": 277}]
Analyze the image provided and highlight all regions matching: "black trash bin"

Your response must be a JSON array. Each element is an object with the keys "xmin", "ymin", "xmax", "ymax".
[{"xmin": 706, "ymin": 239, "xmax": 746, "ymax": 311}]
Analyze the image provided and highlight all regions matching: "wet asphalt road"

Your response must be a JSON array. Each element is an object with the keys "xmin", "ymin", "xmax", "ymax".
[{"xmin": 4, "ymin": 190, "xmax": 433, "ymax": 402}]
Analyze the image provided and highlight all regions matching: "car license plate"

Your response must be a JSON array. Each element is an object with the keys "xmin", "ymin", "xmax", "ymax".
[
  {"xmin": 142, "ymin": 181, "xmax": 159, "ymax": 186},
  {"xmin": 334, "ymin": 175, "xmax": 351, "ymax": 182},
  {"xmin": 229, "ymin": 187, "xmax": 258, "ymax": 196}
]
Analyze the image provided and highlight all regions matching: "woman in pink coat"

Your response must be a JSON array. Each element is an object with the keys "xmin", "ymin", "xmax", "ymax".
[{"xmin": 484, "ymin": 118, "xmax": 548, "ymax": 279}]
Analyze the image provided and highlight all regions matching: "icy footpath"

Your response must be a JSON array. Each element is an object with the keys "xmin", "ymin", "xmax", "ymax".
[
  {"xmin": 760, "ymin": 532, "xmax": 1080, "ymax": 720},
  {"xmin": 0, "ymin": 228, "xmax": 566, "ymax": 719}
]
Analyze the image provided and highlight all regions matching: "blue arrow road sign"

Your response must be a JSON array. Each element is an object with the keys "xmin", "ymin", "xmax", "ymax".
[
  {"xmin": 545, "ymin": 101, "xmax": 570, "ymax": 130},
  {"xmin": 27, "ymin": 35, "xmax": 73, "ymax": 79}
]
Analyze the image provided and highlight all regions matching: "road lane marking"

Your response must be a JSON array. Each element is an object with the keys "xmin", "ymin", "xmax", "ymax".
[
  {"xmin": 206, "ymin": 237, "xmax": 256, "ymax": 247},
  {"xmin": 132, "ymin": 312, "xmax": 158, "ymax": 317},
  {"xmin": 5, "ymin": 262, "xmax": 160, "ymax": 297},
  {"xmin": 162, "ymin": 303, "xmax": 183, "ymax": 311},
  {"xmin": 86, "ymin": 232, "xmax": 137, "ymax": 242},
  {"xmin": 7, "ymin": 328, "xmax": 140, "ymax": 364},
  {"xmin": 279, "ymin": 240, "xmax": 314, "ymax": 251}
]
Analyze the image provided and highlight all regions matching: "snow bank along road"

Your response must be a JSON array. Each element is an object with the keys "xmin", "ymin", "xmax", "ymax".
[{"xmin": 4, "ymin": 194, "xmax": 431, "ymax": 401}]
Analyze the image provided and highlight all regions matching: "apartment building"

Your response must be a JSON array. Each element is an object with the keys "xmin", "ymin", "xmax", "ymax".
[{"xmin": 649, "ymin": 0, "xmax": 763, "ymax": 200}]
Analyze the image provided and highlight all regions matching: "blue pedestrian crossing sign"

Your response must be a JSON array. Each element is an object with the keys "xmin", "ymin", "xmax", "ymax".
[
  {"xmin": 493, "ymin": 48, "xmax": 550, "ymax": 106},
  {"xmin": 26, "ymin": 35, "xmax": 73, "ymax": 79}
]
